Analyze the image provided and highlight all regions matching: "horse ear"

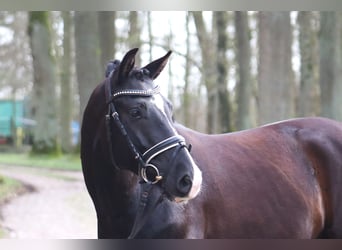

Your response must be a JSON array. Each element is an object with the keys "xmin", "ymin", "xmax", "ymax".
[
  {"xmin": 142, "ymin": 51, "xmax": 172, "ymax": 80},
  {"xmin": 118, "ymin": 48, "xmax": 139, "ymax": 80}
]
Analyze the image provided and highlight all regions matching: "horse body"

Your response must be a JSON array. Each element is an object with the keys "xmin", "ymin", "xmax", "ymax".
[
  {"xmin": 176, "ymin": 117, "xmax": 342, "ymax": 238},
  {"xmin": 81, "ymin": 49, "xmax": 342, "ymax": 238},
  {"xmin": 83, "ymin": 82, "xmax": 342, "ymax": 238}
]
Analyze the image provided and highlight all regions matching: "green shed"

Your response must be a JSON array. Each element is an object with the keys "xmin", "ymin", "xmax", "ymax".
[{"xmin": 0, "ymin": 100, "xmax": 24, "ymax": 138}]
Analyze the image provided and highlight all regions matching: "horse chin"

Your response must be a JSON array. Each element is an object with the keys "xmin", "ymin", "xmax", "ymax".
[
  {"xmin": 163, "ymin": 192, "xmax": 189, "ymax": 204},
  {"xmin": 174, "ymin": 197, "xmax": 190, "ymax": 204}
]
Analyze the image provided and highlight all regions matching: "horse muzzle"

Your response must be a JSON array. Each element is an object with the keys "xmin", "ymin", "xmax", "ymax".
[{"xmin": 173, "ymin": 161, "xmax": 202, "ymax": 203}]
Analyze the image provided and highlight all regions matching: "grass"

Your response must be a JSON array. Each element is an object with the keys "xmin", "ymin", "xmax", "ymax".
[
  {"xmin": 0, "ymin": 175, "xmax": 28, "ymax": 238},
  {"xmin": 0, "ymin": 153, "xmax": 81, "ymax": 171},
  {"xmin": 0, "ymin": 175, "xmax": 23, "ymax": 204},
  {"xmin": 0, "ymin": 228, "xmax": 5, "ymax": 238}
]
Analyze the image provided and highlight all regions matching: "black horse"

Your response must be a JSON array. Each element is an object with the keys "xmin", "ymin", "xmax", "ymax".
[
  {"xmin": 81, "ymin": 48, "xmax": 202, "ymax": 238},
  {"xmin": 81, "ymin": 48, "xmax": 342, "ymax": 238}
]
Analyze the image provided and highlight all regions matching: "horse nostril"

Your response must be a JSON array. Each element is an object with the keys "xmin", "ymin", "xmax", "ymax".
[{"xmin": 177, "ymin": 175, "xmax": 193, "ymax": 197}]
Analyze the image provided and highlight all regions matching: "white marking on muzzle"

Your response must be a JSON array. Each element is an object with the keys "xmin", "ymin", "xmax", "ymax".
[
  {"xmin": 174, "ymin": 155, "xmax": 202, "ymax": 203},
  {"xmin": 152, "ymin": 93, "xmax": 203, "ymax": 202},
  {"xmin": 188, "ymin": 160, "xmax": 202, "ymax": 199}
]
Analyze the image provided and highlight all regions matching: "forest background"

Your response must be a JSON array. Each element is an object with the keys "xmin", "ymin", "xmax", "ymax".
[{"xmin": 0, "ymin": 11, "xmax": 341, "ymax": 155}]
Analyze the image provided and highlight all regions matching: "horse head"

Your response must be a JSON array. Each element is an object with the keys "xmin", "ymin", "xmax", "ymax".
[{"xmin": 105, "ymin": 48, "xmax": 202, "ymax": 203}]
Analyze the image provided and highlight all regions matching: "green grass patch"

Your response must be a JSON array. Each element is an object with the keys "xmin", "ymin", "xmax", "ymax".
[
  {"xmin": 0, "ymin": 153, "xmax": 81, "ymax": 171},
  {"xmin": 0, "ymin": 175, "xmax": 28, "ymax": 238},
  {"xmin": 0, "ymin": 227, "xmax": 6, "ymax": 238},
  {"xmin": 0, "ymin": 175, "xmax": 23, "ymax": 204}
]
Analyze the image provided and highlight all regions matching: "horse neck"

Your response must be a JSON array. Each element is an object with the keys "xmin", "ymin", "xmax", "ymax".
[
  {"xmin": 174, "ymin": 122, "xmax": 207, "ymax": 142},
  {"xmin": 112, "ymin": 169, "xmax": 141, "ymax": 194}
]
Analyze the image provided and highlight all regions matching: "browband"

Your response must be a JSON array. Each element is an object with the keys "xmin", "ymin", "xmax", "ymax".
[{"xmin": 112, "ymin": 85, "xmax": 160, "ymax": 99}]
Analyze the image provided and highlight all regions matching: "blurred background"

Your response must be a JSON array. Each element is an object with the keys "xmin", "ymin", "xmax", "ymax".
[
  {"xmin": 0, "ymin": 11, "xmax": 341, "ymax": 238},
  {"xmin": 1, "ymin": 11, "xmax": 342, "ymax": 153}
]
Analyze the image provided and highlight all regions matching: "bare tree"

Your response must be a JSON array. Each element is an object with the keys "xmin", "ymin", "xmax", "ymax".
[
  {"xmin": 191, "ymin": 11, "xmax": 217, "ymax": 133},
  {"xmin": 0, "ymin": 12, "xmax": 32, "ymax": 99},
  {"xmin": 74, "ymin": 12, "xmax": 102, "ymax": 122},
  {"xmin": 128, "ymin": 11, "xmax": 142, "ymax": 65},
  {"xmin": 257, "ymin": 12, "xmax": 295, "ymax": 125},
  {"xmin": 191, "ymin": 11, "xmax": 233, "ymax": 133},
  {"xmin": 297, "ymin": 11, "xmax": 319, "ymax": 117},
  {"xmin": 147, "ymin": 12, "xmax": 154, "ymax": 62},
  {"xmin": 182, "ymin": 12, "xmax": 192, "ymax": 127},
  {"xmin": 98, "ymin": 11, "xmax": 116, "ymax": 71},
  {"xmin": 319, "ymin": 12, "xmax": 342, "ymax": 120},
  {"xmin": 59, "ymin": 11, "xmax": 73, "ymax": 153},
  {"xmin": 28, "ymin": 11, "xmax": 59, "ymax": 154},
  {"xmin": 235, "ymin": 11, "xmax": 252, "ymax": 130},
  {"xmin": 214, "ymin": 12, "xmax": 232, "ymax": 132}
]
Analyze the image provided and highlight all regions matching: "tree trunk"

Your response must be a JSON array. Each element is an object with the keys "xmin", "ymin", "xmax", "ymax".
[
  {"xmin": 257, "ymin": 12, "xmax": 295, "ymax": 125},
  {"xmin": 192, "ymin": 11, "xmax": 232, "ymax": 133},
  {"xmin": 147, "ymin": 12, "xmax": 154, "ymax": 62},
  {"xmin": 60, "ymin": 11, "xmax": 73, "ymax": 153},
  {"xmin": 74, "ymin": 12, "xmax": 102, "ymax": 123},
  {"xmin": 235, "ymin": 11, "xmax": 252, "ymax": 130},
  {"xmin": 319, "ymin": 12, "xmax": 342, "ymax": 120},
  {"xmin": 191, "ymin": 11, "xmax": 219, "ymax": 133},
  {"xmin": 215, "ymin": 12, "xmax": 232, "ymax": 133},
  {"xmin": 98, "ymin": 11, "xmax": 116, "ymax": 72},
  {"xmin": 297, "ymin": 11, "xmax": 319, "ymax": 117},
  {"xmin": 28, "ymin": 11, "xmax": 59, "ymax": 154},
  {"xmin": 166, "ymin": 25, "xmax": 175, "ymax": 105},
  {"xmin": 128, "ymin": 11, "xmax": 142, "ymax": 66},
  {"xmin": 182, "ymin": 12, "xmax": 192, "ymax": 127}
]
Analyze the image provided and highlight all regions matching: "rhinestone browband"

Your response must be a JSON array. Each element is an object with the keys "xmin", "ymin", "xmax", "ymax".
[{"xmin": 112, "ymin": 85, "xmax": 160, "ymax": 99}]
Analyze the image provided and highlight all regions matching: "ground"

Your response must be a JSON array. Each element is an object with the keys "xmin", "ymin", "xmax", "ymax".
[{"xmin": 0, "ymin": 164, "xmax": 97, "ymax": 239}]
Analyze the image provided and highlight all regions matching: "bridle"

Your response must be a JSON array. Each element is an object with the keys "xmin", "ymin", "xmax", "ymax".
[
  {"xmin": 103, "ymin": 64, "xmax": 193, "ymax": 238},
  {"xmin": 104, "ymin": 76, "xmax": 190, "ymax": 185}
]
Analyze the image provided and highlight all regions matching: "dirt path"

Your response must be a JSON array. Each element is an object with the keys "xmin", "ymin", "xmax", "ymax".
[{"xmin": 0, "ymin": 165, "xmax": 97, "ymax": 239}]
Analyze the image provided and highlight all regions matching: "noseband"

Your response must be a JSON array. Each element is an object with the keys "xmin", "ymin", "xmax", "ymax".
[{"xmin": 104, "ymin": 78, "xmax": 189, "ymax": 185}]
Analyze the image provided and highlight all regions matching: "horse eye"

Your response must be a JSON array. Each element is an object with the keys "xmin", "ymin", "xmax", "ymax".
[{"xmin": 129, "ymin": 108, "xmax": 142, "ymax": 119}]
